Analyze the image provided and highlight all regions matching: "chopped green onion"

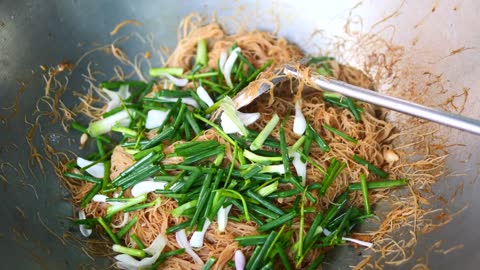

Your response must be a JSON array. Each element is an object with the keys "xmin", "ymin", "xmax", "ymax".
[
  {"xmin": 87, "ymin": 110, "xmax": 131, "ymax": 137},
  {"xmin": 276, "ymin": 244, "xmax": 294, "ymax": 270},
  {"xmin": 71, "ymin": 122, "xmax": 111, "ymax": 143},
  {"xmin": 288, "ymin": 136, "xmax": 306, "ymax": 156},
  {"xmin": 246, "ymin": 190, "xmax": 285, "ymax": 216},
  {"xmin": 279, "ymin": 126, "xmax": 316, "ymax": 202},
  {"xmin": 178, "ymin": 169, "xmax": 202, "ymax": 193},
  {"xmin": 243, "ymin": 150, "xmax": 282, "ymax": 163},
  {"xmin": 267, "ymin": 188, "xmax": 301, "ymax": 198},
  {"xmin": 345, "ymin": 98, "xmax": 361, "ymax": 122},
  {"xmin": 237, "ymin": 52, "xmax": 256, "ymax": 73},
  {"xmin": 257, "ymin": 181, "xmax": 279, "ymax": 197},
  {"xmin": 240, "ymin": 164, "xmax": 262, "ymax": 179},
  {"xmin": 296, "ymin": 151, "xmax": 326, "ymax": 174},
  {"xmin": 319, "ymin": 158, "xmax": 346, "ymax": 196},
  {"xmin": 220, "ymin": 97, "xmax": 249, "ymax": 136},
  {"xmin": 247, "ymin": 59, "xmax": 273, "ymax": 82},
  {"xmin": 101, "ymin": 160, "xmax": 110, "ymax": 191},
  {"xmin": 98, "ymin": 217, "xmax": 120, "ymax": 244},
  {"xmin": 106, "ymin": 194, "xmax": 148, "ymax": 218},
  {"xmin": 359, "ymin": 174, "xmax": 371, "ymax": 215},
  {"xmin": 216, "ymin": 189, "xmax": 250, "ymax": 222},
  {"xmin": 64, "ymin": 172, "xmax": 101, "ymax": 184},
  {"xmin": 116, "ymin": 216, "xmax": 138, "ymax": 238},
  {"xmin": 303, "ymin": 213, "xmax": 323, "ymax": 248},
  {"xmin": 100, "ymin": 81, "xmax": 147, "ymax": 90},
  {"xmin": 258, "ymin": 211, "xmax": 296, "ymax": 232},
  {"xmin": 185, "ymin": 111, "xmax": 201, "ymax": 135},
  {"xmin": 112, "ymin": 244, "xmax": 146, "ymax": 258},
  {"xmin": 166, "ymin": 220, "xmax": 191, "ymax": 234},
  {"xmin": 111, "ymin": 152, "xmax": 160, "ymax": 185},
  {"xmin": 136, "ymin": 80, "xmax": 155, "ymax": 102},
  {"xmin": 131, "ymin": 233, "xmax": 146, "ymax": 249},
  {"xmin": 246, "ymin": 231, "xmax": 278, "ymax": 270},
  {"xmin": 114, "ymin": 162, "xmax": 164, "ymax": 189},
  {"xmin": 185, "ymin": 71, "xmax": 218, "ymax": 80},
  {"xmin": 172, "ymin": 200, "xmax": 198, "ymax": 217},
  {"xmin": 307, "ymin": 124, "xmax": 330, "ymax": 152},
  {"xmin": 111, "ymin": 124, "xmax": 138, "ymax": 137},
  {"xmin": 81, "ymin": 183, "xmax": 102, "ymax": 208},
  {"xmin": 133, "ymin": 144, "xmax": 163, "ymax": 161},
  {"xmin": 296, "ymin": 191, "xmax": 307, "ymax": 258},
  {"xmin": 201, "ymin": 257, "xmax": 216, "ymax": 270},
  {"xmin": 250, "ymin": 114, "xmax": 280, "ymax": 151},
  {"xmin": 235, "ymin": 235, "xmax": 268, "ymax": 246},
  {"xmin": 190, "ymin": 173, "xmax": 213, "ymax": 229},
  {"xmin": 147, "ymin": 248, "xmax": 186, "ymax": 270},
  {"xmin": 352, "ymin": 154, "xmax": 389, "ymax": 178},
  {"xmin": 193, "ymin": 114, "xmax": 236, "ymax": 145},
  {"xmin": 124, "ymin": 197, "xmax": 161, "ymax": 212},
  {"xmin": 322, "ymin": 123, "xmax": 358, "ymax": 144},
  {"xmin": 149, "ymin": 67, "xmax": 184, "ymax": 77}
]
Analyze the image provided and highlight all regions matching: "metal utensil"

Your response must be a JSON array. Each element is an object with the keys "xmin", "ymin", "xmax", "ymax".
[{"xmin": 235, "ymin": 65, "xmax": 480, "ymax": 135}]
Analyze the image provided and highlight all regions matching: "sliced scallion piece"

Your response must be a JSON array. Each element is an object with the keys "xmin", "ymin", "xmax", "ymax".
[
  {"xmin": 319, "ymin": 158, "xmax": 346, "ymax": 196},
  {"xmin": 172, "ymin": 200, "xmax": 198, "ymax": 217},
  {"xmin": 359, "ymin": 174, "xmax": 371, "ymax": 215},
  {"xmin": 250, "ymin": 114, "xmax": 280, "ymax": 151},
  {"xmin": 322, "ymin": 123, "xmax": 358, "ymax": 144},
  {"xmin": 257, "ymin": 211, "xmax": 296, "ymax": 232},
  {"xmin": 113, "ymin": 244, "xmax": 146, "ymax": 258},
  {"xmin": 353, "ymin": 154, "xmax": 389, "ymax": 178},
  {"xmin": 98, "ymin": 216, "xmax": 120, "ymax": 244},
  {"xmin": 149, "ymin": 67, "xmax": 184, "ymax": 77},
  {"xmin": 195, "ymin": 39, "xmax": 208, "ymax": 68},
  {"xmin": 116, "ymin": 216, "xmax": 138, "ymax": 238},
  {"xmin": 106, "ymin": 194, "xmax": 148, "ymax": 219},
  {"xmin": 201, "ymin": 257, "xmax": 216, "ymax": 270},
  {"xmin": 131, "ymin": 233, "xmax": 146, "ymax": 249},
  {"xmin": 348, "ymin": 179, "xmax": 407, "ymax": 191}
]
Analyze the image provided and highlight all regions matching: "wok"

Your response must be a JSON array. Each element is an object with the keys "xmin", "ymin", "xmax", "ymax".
[{"xmin": 1, "ymin": 0, "xmax": 479, "ymax": 269}]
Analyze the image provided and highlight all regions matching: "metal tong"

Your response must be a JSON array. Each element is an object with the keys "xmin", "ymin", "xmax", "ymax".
[{"xmin": 234, "ymin": 65, "xmax": 480, "ymax": 135}]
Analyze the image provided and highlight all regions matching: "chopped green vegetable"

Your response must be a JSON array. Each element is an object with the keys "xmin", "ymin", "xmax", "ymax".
[
  {"xmin": 106, "ymin": 194, "xmax": 148, "ymax": 218},
  {"xmin": 359, "ymin": 174, "xmax": 371, "ymax": 215},
  {"xmin": 149, "ymin": 67, "xmax": 184, "ymax": 77},
  {"xmin": 195, "ymin": 39, "xmax": 208, "ymax": 68},
  {"xmin": 322, "ymin": 123, "xmax": 358, "ymax": 144},
  {"xmin": 348, "ymin": 179, "xmax": 407, "ymax": 191},
  {"xmin": 250, "ymin": 114, "xmax": 280, "ymax": 151},
  {"xmin": 113, "ymin": 244, "xmax": 146, "ymax": 258},
  {"xmin": 353, "ymin": 154, "xmax": 389, "ymax": 178}
]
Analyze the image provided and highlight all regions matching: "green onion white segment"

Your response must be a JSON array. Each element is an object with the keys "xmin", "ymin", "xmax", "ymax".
[
  {"xmin": 196, "ymin": 86, "xmax": 214, "ymax": 107},
  {"xmin": 176, "ymin": 229, "xmax": 204, "ymax": 265},
  {"xmin": 115, "ymin": 234, "xmax": 168, "ymax": 270},
  {"xmin": 78, "ymin": 210, "xmax": 92, "ymax": 237},
  {"xmin": 102, "ymin": 85, "xmax": 131, "ymax": 112},
  {"xmin": 145, "ymin": 110, "xmax": 169, "ymax": 129},
  {"xmin": 223, "ymin": 47, "xmax": 241, "ymax": 88},
  {"xmin": 88, "ymin": 109, "xmax": 132, "ymax": 137}
]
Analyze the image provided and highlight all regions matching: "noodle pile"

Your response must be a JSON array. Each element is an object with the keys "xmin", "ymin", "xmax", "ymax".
[{"xmin": 50, "ymin": 14, "xmax": 448, "ymax": 270}]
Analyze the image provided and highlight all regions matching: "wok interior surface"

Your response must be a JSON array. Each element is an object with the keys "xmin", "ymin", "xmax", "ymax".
[{"xmin": 1, "ymin": 0, "xmax": 479, "ymax": 269}]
